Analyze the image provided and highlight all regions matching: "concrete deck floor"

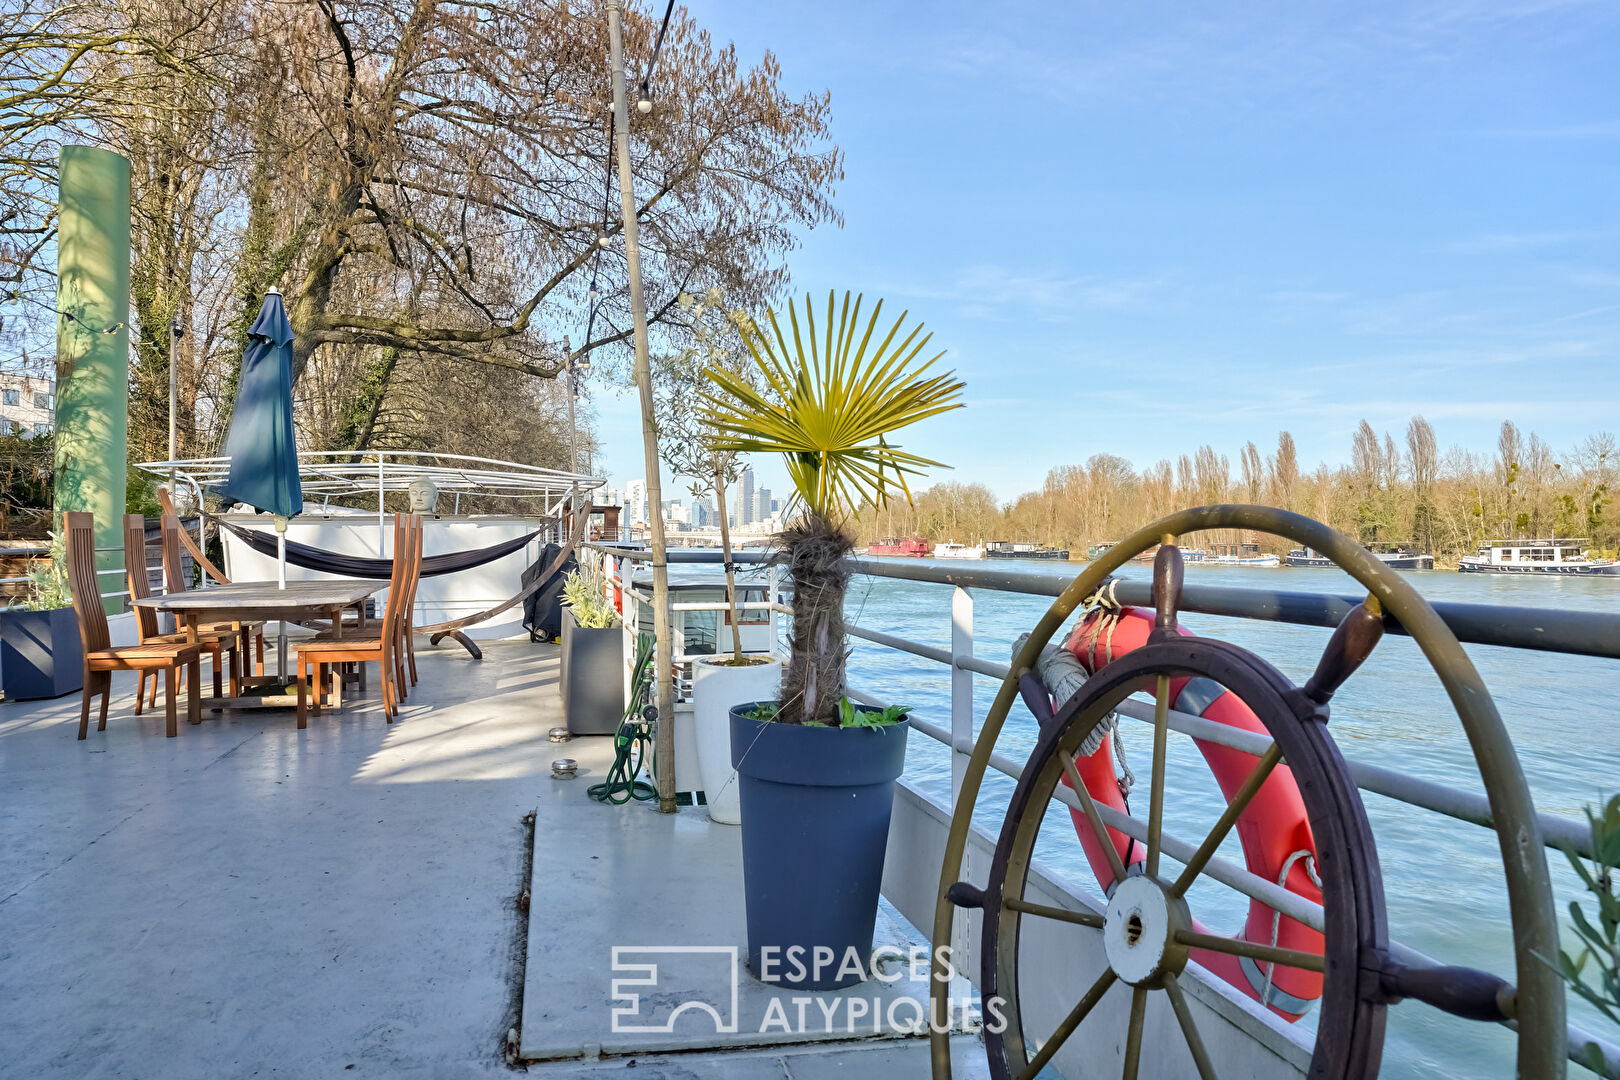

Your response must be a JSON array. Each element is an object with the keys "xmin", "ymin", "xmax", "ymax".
[{"xmin": 0, "ymin": 641, "xmax": 986, "ymax": 1079}]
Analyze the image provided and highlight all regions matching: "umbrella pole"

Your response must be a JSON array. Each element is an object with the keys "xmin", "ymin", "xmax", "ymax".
[{"xmin": 275, "ymin": 515, "xmax": 288, "ymax": 679}]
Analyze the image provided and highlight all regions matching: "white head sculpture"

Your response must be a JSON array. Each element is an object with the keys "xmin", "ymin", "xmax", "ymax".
[{"xmin": 407, "ymin": 477, "xmax": 439, "ymax": 515}]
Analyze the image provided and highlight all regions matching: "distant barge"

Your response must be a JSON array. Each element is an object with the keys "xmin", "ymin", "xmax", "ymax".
[
  {"xmin": 1288, "ymin": 546, "xmax": 1435, "ymax": 571},
  {"xmin": 985, "ymin": 540, "xmax": 1069, "ymax": 561},
  {"xmin": 1459, "ymin": 539, "xmax": 1620, "ymax": 575}
]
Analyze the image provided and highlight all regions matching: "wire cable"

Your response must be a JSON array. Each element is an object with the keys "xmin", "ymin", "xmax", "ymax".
[{"xmin": 639, "ymin": 0, "xmax": 677, "ymax": 101}]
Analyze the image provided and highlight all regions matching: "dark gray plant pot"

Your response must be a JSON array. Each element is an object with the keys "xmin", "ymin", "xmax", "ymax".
[
  {"xmin": 1, "ymin": 606, "xmax": 84, "ymax": 700},
  {"xmin": 561, "ymin": 606, "xmax": 625, "ymax": 735},
  {"xmin": 730, "ymin": 702, "xmax": 910, "ymax": 990}
]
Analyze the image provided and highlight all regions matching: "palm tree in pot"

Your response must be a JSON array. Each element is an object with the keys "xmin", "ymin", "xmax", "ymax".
[{"xmin": 701, "ymin": 291, "xmax": 962, "ymax": 989}]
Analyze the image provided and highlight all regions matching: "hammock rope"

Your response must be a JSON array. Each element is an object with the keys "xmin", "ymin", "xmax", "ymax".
[
  {"xmin": 217, "ymin": 519, "xmax": 543, "ymax": 579},
  {"xmin": 155, "ymin": 487, "xmax": 595, "ymax": 655}
]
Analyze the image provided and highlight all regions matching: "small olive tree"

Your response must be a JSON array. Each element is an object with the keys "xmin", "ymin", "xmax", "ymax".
[{"xmin": 652, "ymin": 289, "xmax": 760, "ymax": 664}]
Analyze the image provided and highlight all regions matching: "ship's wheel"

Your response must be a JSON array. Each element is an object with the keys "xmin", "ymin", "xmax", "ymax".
[{"xmin": 928, "ymin": 506, "xmax": 1566, "ymax": 1080}]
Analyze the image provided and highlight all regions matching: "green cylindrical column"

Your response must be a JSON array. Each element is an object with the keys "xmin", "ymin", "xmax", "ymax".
[{"xmin": 54, "ymin": 146, "xmax": 130, "ymax": 613}]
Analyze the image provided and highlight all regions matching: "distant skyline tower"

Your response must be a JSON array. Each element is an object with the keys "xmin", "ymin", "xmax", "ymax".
[
  {"xmin": 625, "ymin": 478, "xmax": 649, "ymax": 524},
  {"xmin": 739, "ymin": 467, "xmax": 756, "ymax": 526}
]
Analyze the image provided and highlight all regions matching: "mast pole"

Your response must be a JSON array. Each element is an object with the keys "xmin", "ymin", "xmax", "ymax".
[{"xmin": 608, "ymin": 0, "xmax": 676, "ymax": 813}]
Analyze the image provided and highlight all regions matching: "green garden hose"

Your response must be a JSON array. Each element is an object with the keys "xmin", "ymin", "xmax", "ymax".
[{"xmin": 587, "ymin": 633, "xmax": 659, "ymax": 805}]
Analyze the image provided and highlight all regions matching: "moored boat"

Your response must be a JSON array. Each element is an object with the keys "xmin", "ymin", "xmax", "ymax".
[
  {"xmin": 985, "ymin": 540, "xmax": 1069, "ymax": 560},
  {"xmin": 933, "ymin": 540, "xmax": 985, "ymax": 559},
  {"xmin": 1205, "ymin": 542, "xmax": 1280, "ymax": 567},
  {"xmin": 1458, "ymin": 538, "xmax": 1620, "ymax": 575},
  {"xmin": 864, "ymin": 536, "xmax": 931, "ymax": 557},
  {"xmin": 1287, "ymin": 545, "xmax": 1435, "ymax": 570}
]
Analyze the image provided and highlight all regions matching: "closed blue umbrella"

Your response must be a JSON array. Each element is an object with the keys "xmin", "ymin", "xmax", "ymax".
[
  {"xmin": 215, "ymin": 289, "xmax": 303, "ymax": 520},
  {"xmin": 214, "ymin": 288, "xmax": 303, "ymax": 677}
]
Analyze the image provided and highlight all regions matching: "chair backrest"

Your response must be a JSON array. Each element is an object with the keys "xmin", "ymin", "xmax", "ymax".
[
  {"xmin": 64, "ymin": 511, "xmax": 110, "ymax": 654},
  {"xmin": 369, "ymin": 513, "xmax": 411, "ymax": 658},
  {"xmin": 160, "ymin": 514, "xmax": 189, "ymax": 595},
  {"xmin": 400, "ymin": 514, "xmax": 423, "ymax": 632},
  {"xmin": 123, "ymin": 514, "xmax": 162, "ymax": 642}
]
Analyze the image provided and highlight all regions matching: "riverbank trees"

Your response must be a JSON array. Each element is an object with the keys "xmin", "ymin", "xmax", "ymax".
[
  {"xmin": 1, "ymin": 0, "xmax": 840, "ymax": 475},
  {"xmin": 857, "ymin": 419, "xmax": 1619, "ymax": 560}
]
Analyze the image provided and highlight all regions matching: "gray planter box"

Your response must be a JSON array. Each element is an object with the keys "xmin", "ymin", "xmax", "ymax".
[
  {"xmin": 560, "ymin": 606, "xmax": 625, "ymax": 735},
  {"xmin": 1, "ymin": 606, "xmax": 84, "ymax": 700}
]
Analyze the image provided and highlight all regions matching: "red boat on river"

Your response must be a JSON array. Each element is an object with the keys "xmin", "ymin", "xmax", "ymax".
[{"xmin": 865, "ymin": 537, "xmax": 931, "ymax": 557}]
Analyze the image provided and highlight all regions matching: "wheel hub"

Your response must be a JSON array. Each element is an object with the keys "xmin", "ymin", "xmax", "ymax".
[{"xmin": 1103, "ymin": 874, "xmax": 1189, "ymax": 985}]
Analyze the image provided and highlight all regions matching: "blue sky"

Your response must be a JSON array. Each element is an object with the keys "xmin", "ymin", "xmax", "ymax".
[{"xmin": 590, "ymin": 0, "xmax": 1619, "ymax": 501}]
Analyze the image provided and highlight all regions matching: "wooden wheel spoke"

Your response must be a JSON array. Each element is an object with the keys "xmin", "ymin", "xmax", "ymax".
[
  {"xmin": 1121, "ymin": 984, "xmax": 1149, "ymax": 1080},
  {"xmin": 1173, "ymin": 928, "xmax": 1325, "ymax": 973},
  {"xmin": 1145, "ymin": 674, "xmax": 1171, "ymax": 878},
  {"xmin": 1018, "ymin": 968, "xmax": 1117, "ymax": 1080},
  {"xmin": 1171, "ymin": 743, "xmax": 1284, "ymax": 897},
  {"xmin": 1163, "ymin": 974, "xmax": 1219, "ymax": 1080},
  {"xmin": 1005, "ymin": 896, "xmax": 1106, "ymax": 930},
  {"xmin": 1059, "ymin": 750, "xmax": 1130, "ymax": 886}
]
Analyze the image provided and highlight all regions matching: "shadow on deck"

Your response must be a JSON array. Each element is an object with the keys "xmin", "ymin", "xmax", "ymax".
[{"xmin": 0, "ymin": 640, "xmax": 984, "ymax": 1078}]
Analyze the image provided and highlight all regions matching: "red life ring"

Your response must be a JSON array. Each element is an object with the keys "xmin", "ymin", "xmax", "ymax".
[
  {"xmin": 603, "ymin": 553, "xmax": 623, "ymax": 614},
  {"xmin": 1059, "ymin": 605, "xmax": 1325, "ymax": 1020}
]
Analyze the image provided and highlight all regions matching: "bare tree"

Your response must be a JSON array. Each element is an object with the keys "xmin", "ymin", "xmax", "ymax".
[
  {"xmin": 1239, "ymin": 440, "xmax": 1263, "ymax": 503},
  {"xmin": 1270, "ymin": 431, "xmax": 1299, "ymax": 510},
  {"xmin": 1407, "ymin": 416, "xmax": 1437, "ymax": 552}
]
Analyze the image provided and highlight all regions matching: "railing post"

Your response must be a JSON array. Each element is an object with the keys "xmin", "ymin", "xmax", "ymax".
[{"xmin": 950, "ymin": 585, "xmax": 973, "ymax": 803}]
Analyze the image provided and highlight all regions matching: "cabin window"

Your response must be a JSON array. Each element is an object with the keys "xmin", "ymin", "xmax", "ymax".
[
  {"xmin": 1563, "ymin": 548, "xmax": 1581, "ymax": 561},
  {"xmin": 724, "ymin": 605, "xmax": 768, "ymax": 626},
  {"xmin": 683, "ymin": 610, "xmax": 719, "ymax": 654},
  {"xmin": 1500, "ymin": 550, "xmax": 1513, "ymax": 561},
  {"xmin": 1531, "ymin": 548, "xmax": 1553, "ymax": 561}
]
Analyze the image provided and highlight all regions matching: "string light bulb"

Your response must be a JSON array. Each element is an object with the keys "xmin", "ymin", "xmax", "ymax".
[
  {"xmin": 597, "ymin": 236, "xmax": 611, "ymax": 249},
  {"xmin": 637, "ymin": 97, "xmax": 653, "ymax": 115}
]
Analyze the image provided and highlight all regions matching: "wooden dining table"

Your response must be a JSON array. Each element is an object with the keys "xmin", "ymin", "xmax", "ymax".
[{"xmin": 133, "ymin": 579, "xmax": 387, "ymax": 711}]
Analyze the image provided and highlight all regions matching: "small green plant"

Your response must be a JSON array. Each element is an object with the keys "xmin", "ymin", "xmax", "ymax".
[
  {"xmin": 561, "ymin": 568, "xmax": 618, "ymax": 629},
  {"xmin": 11, "ymin": 531, "xmax": 70, "ymax": 611},
  {"xmin": 838, "ymin": 698, "xmax": 911, "ymax": 730},
  {"xmin": 1559, "ymin": 794, "xmax": 1620, "ymax": 1076},
  {"xmin": 745, "ymin": 698, "xmax": 909, "ymax": 730}
]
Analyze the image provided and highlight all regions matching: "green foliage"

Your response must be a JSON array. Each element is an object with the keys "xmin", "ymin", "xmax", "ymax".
[
  {"xmin": 654, "ymin": 289, "xmax": 755, "ymax": 496},
  {"xmin": 1557, "ymin": 794, "xmax": 1620, "ymax": 1072},
  {"xmin": 12, "ymin": 531, "xmax": 70, "ymax": 611},
  {"xmin": 561, "ymin": 567, "xmax": 618, "ymax": 629},
  {"xmin": 745, "ymin": 698, "xmax": 910, "ymax": 730},
  {"xmin": 126, "ymin": 467, "xmax": 162, "ymax": 518},
  {"xmin": 700, "ymin": 291, "xmax": 964, "ymax": 523},
  {"xmin": 1560, "ymin": 795, "xmax": 1620, "ymax": 1017},
  {"xmin": 837, "ymin": 698, "xmax": 911, "ymax": 730}
]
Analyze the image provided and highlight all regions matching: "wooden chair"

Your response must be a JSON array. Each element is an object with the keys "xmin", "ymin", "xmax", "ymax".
[
  {"xmin": 161, "ymin": 513, "xmax": 265, "ymax": 676},
  {"xmin": 293, "ymin": 514, "xmax": 419, "ymax": 728},
  {"xmin": 313, "ymin": 514, "xmax": 406, "ymax": 694},
  {"xmin": 389, "ymin": 515, "xmax": 421, "ymax": 699},
  {"xmin": 64, "ymin": 512, "xmax": 203, "ymax": 739},
  {"xmin": 399, "ymin": 516, "xmax": 421, "ymax": 688},
  {"xmin": 124, "ymin": 515, "xmax": 240, "ymax": 710}
]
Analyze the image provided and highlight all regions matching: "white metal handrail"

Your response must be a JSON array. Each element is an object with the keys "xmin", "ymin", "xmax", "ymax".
[{"xmin": 582, "ymin": 540, "xmax": 1620, "ymax": 1074}]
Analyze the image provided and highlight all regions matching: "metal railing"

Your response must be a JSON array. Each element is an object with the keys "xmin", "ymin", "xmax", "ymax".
[{"xmin": 580, "ymin": 542, "xmax": 1620, "ymax": 1075}]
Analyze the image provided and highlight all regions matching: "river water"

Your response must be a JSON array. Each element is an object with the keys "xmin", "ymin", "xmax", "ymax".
[{"xmin": 807, "ymin": 558, "xmax": 1615, "ymax": 1079}]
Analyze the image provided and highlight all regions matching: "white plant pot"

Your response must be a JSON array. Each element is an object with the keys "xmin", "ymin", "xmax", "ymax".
[{"xmin": 691, "ymin": 655, "xmax": 781, "ymax": 825}]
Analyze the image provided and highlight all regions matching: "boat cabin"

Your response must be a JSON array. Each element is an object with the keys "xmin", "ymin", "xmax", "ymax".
[
  {"xmin": 627, "ymin": 578, "xmax": 777, "ymax": 664},
  {"xmin": 1473, "ymin": 539, "xmax": 1590, "ymax": 567}
]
